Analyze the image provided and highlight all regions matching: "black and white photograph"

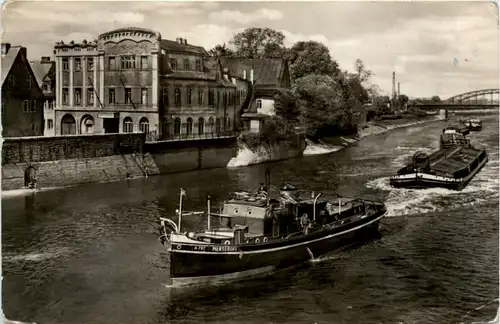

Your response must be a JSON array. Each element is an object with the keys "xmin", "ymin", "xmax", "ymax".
[{"xmin": 1, "ymin": 1, "xmax": 499, "ymax": 323}]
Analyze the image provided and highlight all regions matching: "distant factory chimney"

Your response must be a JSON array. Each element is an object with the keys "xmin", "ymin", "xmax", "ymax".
[
  {"xmin": 392, "ymin": 71, "xmax": 396, "ymax": 98},
  {"xmin": 398, "ymin": 82, "xmax": 400, "ymax": 97}
]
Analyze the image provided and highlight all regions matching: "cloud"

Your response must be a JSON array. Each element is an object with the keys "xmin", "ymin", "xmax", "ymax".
[{"xmin": 209, "ymin": 8, "xmax": 283, "ymax": 24}]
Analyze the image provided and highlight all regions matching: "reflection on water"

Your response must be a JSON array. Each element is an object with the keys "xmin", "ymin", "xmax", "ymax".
[{"xmin": 2, "ymin": 115, "xmax": 499, "ymax": 324}]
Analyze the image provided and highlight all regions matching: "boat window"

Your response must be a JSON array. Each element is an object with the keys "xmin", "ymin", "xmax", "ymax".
[{"xmin": 233, "ymin": 208, "xmax": 239, "ymax": 214}]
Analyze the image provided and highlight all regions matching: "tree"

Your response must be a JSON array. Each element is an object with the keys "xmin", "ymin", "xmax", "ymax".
[
  {"xmin": 274, "ymin": 89, "xmax": 301, "ymax": 133},
  {"xmin": 230, "ymin": 28, "xmax": 286, "ymax": 59},
  {"xmin": 208, "ymin": 43, "xmax": 234, "ymax": 57},
  {"xmin": 354, "ymin": 58, "xmax": 373, "ymax": 83},
  {"xmin": 288, "ymin": 41, "xmax": 340, "ymax": 81},
  {"xmin": 431, "ymin": 95, "xmax": 441, "ymax": 103},
  {"xmin": 293, "ymin": 74, "xmax": 353, "ymax": 139}
]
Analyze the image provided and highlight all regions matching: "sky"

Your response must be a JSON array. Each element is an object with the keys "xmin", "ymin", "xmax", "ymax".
[{"xmin": 1, "ymin": 0, "xmax": 498, "ymax": 98}]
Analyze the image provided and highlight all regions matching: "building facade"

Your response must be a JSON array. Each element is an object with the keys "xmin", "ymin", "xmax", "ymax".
[
  {"xmin": 53, "ymin": 27, "xmax": 161, "ymax": 138},
  {"xmin": 1, "ymin": 43, "xmax": 44, "ymax": 137},
  {"xmin": 158, "ymin": 38, "xmax": 238, "ymax": 140},
  {"xmin": 220, "ymin": 58, "xmax": 291, "ymax": 133},
  {"xmin": 30, "ymin": 56, "xmax": 56, "ymax": 136}
]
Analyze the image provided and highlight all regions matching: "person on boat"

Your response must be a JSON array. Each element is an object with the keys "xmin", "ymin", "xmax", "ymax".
[
  {"xmin": 258, "ymin": 183, "xmax": 267, "ymax": 193},
  {"xmin": 300, "ymin": 213, "xmax": 311, "ymax": 235}
]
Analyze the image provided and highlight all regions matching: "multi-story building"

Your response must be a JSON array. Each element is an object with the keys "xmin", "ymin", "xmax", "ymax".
[
  {"xmin": 30, "ymin": 56, "xmax": 56, "ymax": 136},
  {"xmin": 219, "ymin": 58, "xmax": 291, "ymax": 132},
  {"xmin": 1, "ymin": 43, "xmax": 44, "ymax": 137},
  {"xmin": 159, "ymin": 38, "xmax": 238, "ymax": 139},
  {"xmin": 52, "ymin": 27, "xmax": 241, "ymax": 140}
]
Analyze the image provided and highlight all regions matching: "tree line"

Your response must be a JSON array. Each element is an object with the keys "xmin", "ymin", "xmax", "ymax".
[{"xmin": 209, "ymin": 27, "xmax": 423, "ymax": 141}]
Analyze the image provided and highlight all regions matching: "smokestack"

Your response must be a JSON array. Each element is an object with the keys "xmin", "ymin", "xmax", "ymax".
[
  {"xmin": 398, "ymin": 82, "xmax": 400, "ymax": 97},
  {"xmin": 250, "ymin": 69, "xmax": 254, "ymax": 84},
  {"xmin": 392, "ymin": 71, "xmax": 396, "ymax": 98},
  {"xmin": 243, "ymin": 70, "xmax": 247, "ymax": 80}
]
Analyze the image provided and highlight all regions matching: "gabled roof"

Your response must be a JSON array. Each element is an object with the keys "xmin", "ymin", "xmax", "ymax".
[
  {"xmin": 219, "ymin": 57, "xmax": 288, "ymax": 87},
  {"xmin": 1, "ymin": 46, "xmax": 22, "ymax": 85},
  {"xmin": 161, "ymin": 39, "xmax": 208, "ymax": 55},
  {"xmin": 29, "ymin": 60, "xmax": 54, "ymax": 87}
]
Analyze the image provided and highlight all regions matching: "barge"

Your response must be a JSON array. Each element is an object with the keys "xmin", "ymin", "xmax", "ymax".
[
  {"xmin": 460, "ymin": 118, "xmax": 483, "ymax": 132},
  {"xmin": 159, "ymin": 176, "xmax": 387, "ymax": 287},
  {"xmin": 440, "ymin": 128, "xmax": 471, "ymax": 150},
  {"xmin": 390, "ymin": 145, "xmax": 488, "ymax": 191}
]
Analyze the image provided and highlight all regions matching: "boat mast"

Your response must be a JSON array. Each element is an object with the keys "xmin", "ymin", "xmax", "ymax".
[
  {"xmin": 177, "ymin": 188, "xmax": 186, "ymax": 233},
  {"xmin": 207, "ymin": 195, "xmax": 211, "ymax": 230}
]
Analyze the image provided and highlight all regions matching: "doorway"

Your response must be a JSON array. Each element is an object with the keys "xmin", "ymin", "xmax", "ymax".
[{"xmin": 103, "ymin": 118, "xmax": 119, "ymax": 134}]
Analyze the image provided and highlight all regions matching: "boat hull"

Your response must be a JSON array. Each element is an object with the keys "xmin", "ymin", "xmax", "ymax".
[
  {"xmin": 166, "ymin": 211, "xmax": 385, "ymax": 287},
  {"xmin": 390, "ymin": 153, "xmax": 488, "ymax": 191}
]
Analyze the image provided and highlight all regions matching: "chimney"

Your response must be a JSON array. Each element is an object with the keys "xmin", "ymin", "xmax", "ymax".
[
  {"xmin": 1, "ymin": 43, "xmax": 11, "ymax": 57},
  {"xmin": 177, "ymin": 38, "xmax": 184, "ymax": 44},
  {"xmin": 243, "ymin": 70, "xmax": 247, "ymax": 80},
  {"xmin": 184, "ymin": 39, "xmax": 188, "ymax": 45},
  {"xmin": 41, "ymin": 56, "xmax": 51, "ymax": 63},
  {"xmin": 250, "ymin": 69, "xmax": 254, "ymax": 84},
  {"xmin": 392, "ymin": 71, "xmax": 396, "ymax": 98}
]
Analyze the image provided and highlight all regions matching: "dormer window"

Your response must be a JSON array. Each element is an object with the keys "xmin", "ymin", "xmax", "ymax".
[{"xmin": 7, "ymin": 75, "xmax": 14, "ymax": 88}]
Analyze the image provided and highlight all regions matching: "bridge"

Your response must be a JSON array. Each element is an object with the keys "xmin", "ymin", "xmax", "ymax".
[{"xmin": 416, "ymin": 88, "xmax": 499, "ymax": 112}]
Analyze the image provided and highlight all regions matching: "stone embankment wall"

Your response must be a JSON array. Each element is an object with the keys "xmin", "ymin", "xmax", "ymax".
[{"xmin": 1, "ymin": 133, "xmax": 160, "ymax": 191}]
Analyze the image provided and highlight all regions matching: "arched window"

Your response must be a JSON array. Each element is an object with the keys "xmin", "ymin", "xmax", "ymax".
[
  {"xmin": 198, "ymin": 117, "xmax": 204, "ymax": 134},
  {"xmin": 174, "ymin": 117, "xmax": 181, "ymax": 135},
  {"xmin": 80, "ymin": 115, "xmax": 94, "ymax": 134},
  {"xmin": 139, "ymin": 117, "xmax": 149, "ymax": 133},
  {"xmin": 186, "ymin": 117, "xmax": 193, "ymax": 135},
  {"xmin": 123, "ymin": 117, "xmax": 133, "ymax": 133},
  {"xmin": 216, "ymin": 118, "xmax": 221, "ymax": 133},
  {"xmin": 174, "ymin": 88, "xmax": 181, "ymax": 107},
  {"xmin": 208, "ymin": 116, "xmax": 215, "ymax": 133},
  {"xmin": 61, "ymin": 114, "xmax": 76, "ymax": 135}
]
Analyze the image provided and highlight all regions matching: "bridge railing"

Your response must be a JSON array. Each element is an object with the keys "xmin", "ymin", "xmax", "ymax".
[{"xmin": 146, "ymin": 131, "xmax": 238, "ymax": 143}]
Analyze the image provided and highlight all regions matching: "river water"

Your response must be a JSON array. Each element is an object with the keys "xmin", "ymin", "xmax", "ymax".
[{"xmin": 2, "ymin": 116, "xmax": 499, "ymax": 324}]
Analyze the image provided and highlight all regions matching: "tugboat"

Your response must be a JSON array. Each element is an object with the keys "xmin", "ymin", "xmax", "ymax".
[
  {"xmin": 461, "ymin": 118, "xmax": 483, "ymax": 131},
  {"xmin": 158, "ymin": 174, "xmax": 387, "ymax": 288},
  {"xmin": 440, "ymin": 127, "xmax": 471, "ymax": 150},
  {"xmin": 390, "ymin": 144, "xmax": 488, "ymax": 190}
]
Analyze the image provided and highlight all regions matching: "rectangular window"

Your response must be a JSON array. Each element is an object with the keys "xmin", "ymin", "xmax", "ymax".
[
  {"xmin": 27, "ymin": 76, "xmax": 31, "ymax": 88},
  {"xmin": 30, "ymin": 100, "xmax": 36, "ymax": 112},
  {"xmin": 141, "ymin": 88, "xmax": 147, "ymax": 105},
  {"xmin": 23, "ymin": 100, "xmax": 29, "ymax": 113},
  {"xmin": 87, "ymin": 58, "xmax": 94, "ymax": 71},
  {"xmin": 62, "ymin": 58, "xmax": 69, "ymax": 71},
  {"xmin": 121, "ymin": 56, "xmax": 136, "ymax": 69},
  {"xmin": 109, "ymin": 88, "xmax": 115, "ymax": 104},
  {"xmin": 31, "ymin": 123, "xmax": 36, "ymax": 132},
  {"xmin": 256, "ymin": 99, "xmax": 262, "ymax": 109},
  {"xmin": 74, "ymin": 88, "xmax": 82, "ymax": 105},
  {"xmin": 75, "ymin": 58, "xmax": 82, "ymax": 71},
  {"xmin": 195, "ymin": 59, "xmax": 201, "ymax": 72},
  {"xmin": 44, "ymin": 83, "xmax": 51, "ymax": 91},
  {"xmin": 48, "ymin": 119, "xmax": 53, "ymax": 129},
  {"xmin": 187, "ymin": 88, "xmax": 192, "ymax": 106},
  {"xmin": 208, "ymin": 89, "xmax": 214, "ymax": 107},
  {"xmin": 125, "ymin": 88, "xmax": 132, "ymax": 104},
  {"xmin": 87, "ymin": 88, "xmax": 94, "ymax": 105},
  {"xmin": 108, "ymin": 57, "xmax": 116, "ymax": 70},
  {"xmin": 198, "ymin": 89, "xmax": 203, "ymax": 106},
  {"xmin": 62, "ymin": 88, "xmax": 69, "ymax": 104},
  {"xmin": 162, "ymin": 88, "xmax": 169, "ymax": 107},
  {"xmin": 183, "ymin": 59, "xmax": 190, "ymax": 70},
  {"xmin": 48, "ymin": 101, "xmax": 54, "ymax": 109},
  {"xmin": 174, "ymin": 88, "xmax": 181, "ymax": 107},
  {"xmin": 141, "ymin": 56, "xmax": 148, "ymax": 70},
  {"xmin": 7, "ymin": 75, "xmax": 14, "ymax": 88},
  {"xmin": 170, "ymin": 58, "xmax": 178, "ymax": 70}
]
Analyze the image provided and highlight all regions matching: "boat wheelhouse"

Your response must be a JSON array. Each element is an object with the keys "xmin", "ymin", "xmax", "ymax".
[
  {"xmin": 159, "ymin": 180, "xmax": 387, "ymax": 288},
  {"xmin": 390, "ymin": 145, "xmax": 488, "ymax": 190},
  {"xmin": 443, "ymin": 123, "xmax": 470, "ymax": 136},
  {"xmin": 440, "ymin": 130, "xmax": 471, "ymax": 150}
]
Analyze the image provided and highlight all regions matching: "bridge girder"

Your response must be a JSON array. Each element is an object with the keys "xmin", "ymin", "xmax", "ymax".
[{"xmin": 446, "ymin": 88, "xmax": 499, "ymax": 103}]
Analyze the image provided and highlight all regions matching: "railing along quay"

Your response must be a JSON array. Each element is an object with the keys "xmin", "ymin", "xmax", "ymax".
[{"xmin": 146, "ymin": 131, "xmax": 238, "ymax": 143}]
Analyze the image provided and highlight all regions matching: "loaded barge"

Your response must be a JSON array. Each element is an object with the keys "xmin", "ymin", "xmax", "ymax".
[
  {"xmin": 159, "ymin": 176, "xmax": 387, "ymax": 287},
  {"xmin": 390, "ymin": 145, "xmax": 488, "ymax": 190}
]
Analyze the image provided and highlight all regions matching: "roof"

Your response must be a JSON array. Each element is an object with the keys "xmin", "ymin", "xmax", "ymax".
[
  {"xmin": 161, "ymin": 39, "xmax": 208, "ymax": 55},
  {"xmin": 219, "ymin": 57, "xmax": 288, "ymax": 86},
  {"xmin": 29, "ymin": 61, "xmax": 54, "ymax": 87},
  {"xmin": 1, "ymin": 46, "xmax": 22, "ymax": 85}
]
